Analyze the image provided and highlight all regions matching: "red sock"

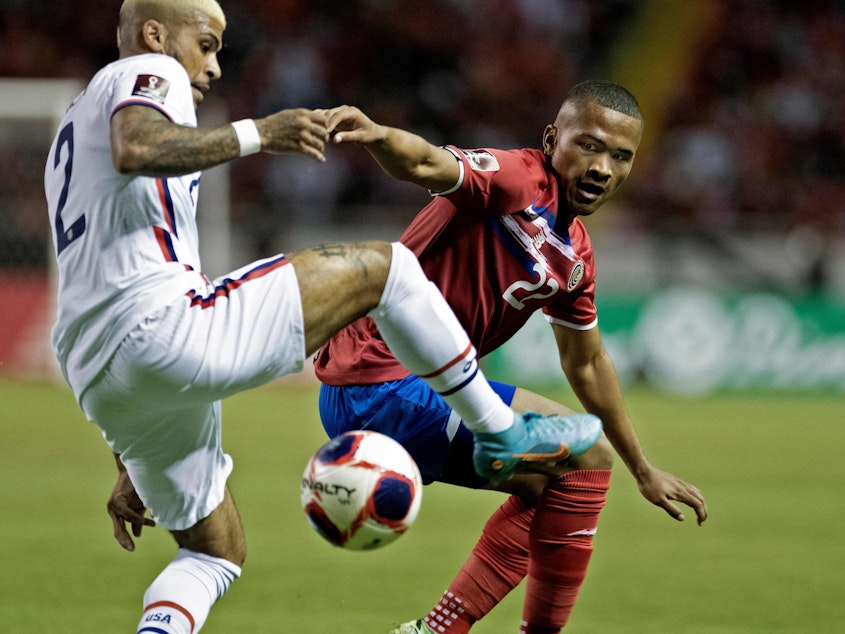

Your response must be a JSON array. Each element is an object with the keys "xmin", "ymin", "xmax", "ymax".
[
  {"xmin": 424, "ymin": 496, "xmax": 534, "ymax": 633},
  {"xmin": 521, "ymin": 470, "xmax": 611, "ymax": 632}
]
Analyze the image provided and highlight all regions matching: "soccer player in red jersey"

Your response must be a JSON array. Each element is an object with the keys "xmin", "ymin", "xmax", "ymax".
[{"xmin": 315, "ymin": 82, "xmax": 708, "ymax": 634}]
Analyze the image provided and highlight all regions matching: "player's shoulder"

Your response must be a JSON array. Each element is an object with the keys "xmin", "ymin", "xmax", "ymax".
[
  {"xmin": 93, "ymin": 54, "xmax": 189, "ymax": 89},
  {"xmin": 497, "ymin": 147, "xmax": 550, "ymax": 179},
  {"xmin": 99, "ymin": 54, "xmax": 195, "ymax": 122},
  {"xmin": 447, "ymin": 146, "xmax": 547, "ymax": 177},
  {"xmin": 115, "ymin": 53, "xmax": 187, "ymax": 74}
]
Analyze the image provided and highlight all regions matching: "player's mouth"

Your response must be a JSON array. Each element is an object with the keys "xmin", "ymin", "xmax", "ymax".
[
  {"xmin": 192, "ymin": 83, "xmax": 209, "ymax": 103},
  {"xmin": 575, "ymin": 181, "xmax": 606, "ymax": 203}
]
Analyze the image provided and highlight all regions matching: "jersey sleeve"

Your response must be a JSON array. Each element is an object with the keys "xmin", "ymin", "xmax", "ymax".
[
  {"xmin": 439, "ymin": 146, "xmax": 550, "ymax": 218},
  {"xmin": 542, "ymin": 276, "xmax": 598, "ymax": 330},
  {"xmin": 110, "ymin": 54, "xmax": 197, "ymax": 127},
  {"xmin": 542, "ymin": 220, "xmax": 598, "ymax": 330}
]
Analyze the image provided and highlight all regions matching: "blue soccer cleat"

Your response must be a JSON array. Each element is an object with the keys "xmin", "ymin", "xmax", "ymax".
[{"xmin": 473, "ymin": 411, "xmax": 602, "ymax": 484}]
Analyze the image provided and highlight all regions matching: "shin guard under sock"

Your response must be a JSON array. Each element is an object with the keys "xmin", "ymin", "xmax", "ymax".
[
  {"xmin": 521, "ymin": 470, "xmax": 611, "ymax": 632},
  {"xmin": 137, "ymin": 549, "xmax": 241, "ymax": 634},
  {"xmin": 424, "ymin": 496, "xmax": 535, "ymax": 633}
]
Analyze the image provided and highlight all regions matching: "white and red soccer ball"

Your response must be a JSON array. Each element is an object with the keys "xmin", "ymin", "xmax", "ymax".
[{"xmin": 300, "ymin": 430, "xmax": 423, "ymax": 551}]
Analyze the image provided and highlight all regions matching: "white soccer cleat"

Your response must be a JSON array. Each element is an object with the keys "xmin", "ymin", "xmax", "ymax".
[{"xmin": 387, "ymin": 619, "xmax": 435, "ymax": 634}]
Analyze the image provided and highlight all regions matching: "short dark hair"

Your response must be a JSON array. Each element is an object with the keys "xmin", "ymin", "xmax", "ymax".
[{"xmin": 564, "ymin": 80, "xmax": 642, "ymax": 121}]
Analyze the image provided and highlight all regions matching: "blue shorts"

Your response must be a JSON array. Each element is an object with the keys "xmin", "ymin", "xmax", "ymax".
[{"xmin": 318, "ymin": 376, "xmax": 516, "ymax": 487}]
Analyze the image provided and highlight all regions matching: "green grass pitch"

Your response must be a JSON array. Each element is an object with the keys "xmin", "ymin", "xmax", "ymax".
[{"xmin": 1, "ymin": 377, "xmax": 843, "ymax": 633}]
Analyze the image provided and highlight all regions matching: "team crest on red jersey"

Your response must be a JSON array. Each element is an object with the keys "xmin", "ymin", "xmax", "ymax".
[
  {"xmin": 567, "ymin": 259, "xmax": 585, "ymax": 291},
  {"xmin": 461, "ymin": 149, "xmax": 500, "ymax": 172},
  {"xmin": 132, "ymin": 75, "xmax": 170, "ymax": 104}
]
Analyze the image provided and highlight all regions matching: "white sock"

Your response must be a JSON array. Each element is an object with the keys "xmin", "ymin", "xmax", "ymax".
[
  {"xmin": 137, "ymin": 549, "xmax": 241, "ymax": 634},
  {"xmin": 369, "ymin": 242, "xmax": 514, "ymax": 434}
]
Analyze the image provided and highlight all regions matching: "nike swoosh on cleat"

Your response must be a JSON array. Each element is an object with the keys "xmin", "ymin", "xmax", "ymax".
[{"xmin": 511, "ymin": 444, "xmax": 571, "ymax": 462}]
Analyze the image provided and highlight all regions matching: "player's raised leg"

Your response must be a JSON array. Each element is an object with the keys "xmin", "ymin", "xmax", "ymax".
[
  {"xmin": 289, "ymin": 241, "xmax": 602, "ymax": 481},
  {"xmin": 291, "ymin": 241, "xmax": 515, "ymax": 440}
]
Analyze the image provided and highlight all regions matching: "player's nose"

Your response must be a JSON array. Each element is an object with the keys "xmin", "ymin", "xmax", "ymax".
[
  {"xmin": 588, "ymin": 153, "xmax": 611, "ymax": 180},
  {"xmin": 207, "ymin": 53, "xmax": 221, "ymax": 81}
]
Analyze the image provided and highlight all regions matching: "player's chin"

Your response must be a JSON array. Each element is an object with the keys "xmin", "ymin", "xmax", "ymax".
[
  {"xmin": 572, "ymin": 201, "xmax": 600, "ymax": 217},
  {"xmin": 569, "ymin": 192, "xmax": 604, "ymax": 216}
]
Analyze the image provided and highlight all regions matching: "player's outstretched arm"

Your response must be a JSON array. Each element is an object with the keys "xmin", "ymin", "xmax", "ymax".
[
  {"xmin": 110, "ymin": 105, "xmax": 328, "ymax": 176},
  {"xmin": 324, "ymin": 105, "xmax": 459, "ymax": 192},
  {"xmin": 106, "ymin": 454, "xmax": 156, "ymax": 552},
  {"xmin": 552, "ymin": 324, "xmax": 709, "ymax": 525}
]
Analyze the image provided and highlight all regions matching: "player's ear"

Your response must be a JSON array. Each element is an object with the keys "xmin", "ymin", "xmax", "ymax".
[
  {"xmin": 140, "ymin": 20, "xmax": 168, "ymax": 53},
  {"xmin": 542, "ymin": 124, "xmax": 558, "ymax": 156}
]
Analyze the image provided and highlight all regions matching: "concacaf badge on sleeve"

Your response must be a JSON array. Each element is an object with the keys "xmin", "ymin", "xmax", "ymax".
[{"xmin": 462, "ymin": 149, "xmax": 500, "ymax": 172}]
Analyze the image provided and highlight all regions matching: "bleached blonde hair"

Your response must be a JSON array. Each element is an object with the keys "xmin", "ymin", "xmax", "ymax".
[{"xmin": 117, "ymin": 0, "xmax": 226, "ymax": 49}]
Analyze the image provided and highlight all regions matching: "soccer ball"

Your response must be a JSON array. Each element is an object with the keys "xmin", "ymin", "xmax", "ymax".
[{"xmin": 300, "ymin": 430, "xmax": 423, "ymax": 551}]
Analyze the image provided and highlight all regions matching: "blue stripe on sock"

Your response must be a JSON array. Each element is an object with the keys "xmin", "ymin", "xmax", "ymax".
[
  {"xmin": 138, "ymin": 628, "xmax": 171, "ymax": 634},
  {"xmin": 438, "ymin": 364, "xmax": 479, "ymax": 397}
]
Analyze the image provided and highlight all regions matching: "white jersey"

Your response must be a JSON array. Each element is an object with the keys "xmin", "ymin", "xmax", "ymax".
[{"xmin": 45, "ymin": 54, "xmax": 210, "ymax": 398}]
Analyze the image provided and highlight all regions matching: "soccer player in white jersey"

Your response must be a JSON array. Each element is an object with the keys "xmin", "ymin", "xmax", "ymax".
[{"xmin": 43, "ymin": 1, "xmax": 603, "ymax": 632}]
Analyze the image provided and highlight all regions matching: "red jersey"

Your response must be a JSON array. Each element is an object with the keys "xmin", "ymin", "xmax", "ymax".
[{"xmin": 314, "ymin": 146, "xmax": 597, "ymax": 385}]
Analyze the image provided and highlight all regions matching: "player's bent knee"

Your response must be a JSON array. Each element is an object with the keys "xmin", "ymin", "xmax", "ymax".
[
  {"xmin": 170, "ymin": 490, "xmax": 248, "ymax": 566},
  {"xmin": 488, "ymin": 473, "xmax": 549, "ymax": 506},
  {"xmin": 569, "ymin": 434, "xmax": 614, "ymax": 471},
  {"xmin": 292, "ymin": 240, "xmax": 394, "ymax": 354},
  {"xmin": 171, "ymin": 524, "xmax": 247, "ymax": 568}
]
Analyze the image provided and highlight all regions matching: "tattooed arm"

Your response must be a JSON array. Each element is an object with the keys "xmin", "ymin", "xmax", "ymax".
[{"xmin": 110, "ymin": 105, "xmax": 330, "ymax": 176}]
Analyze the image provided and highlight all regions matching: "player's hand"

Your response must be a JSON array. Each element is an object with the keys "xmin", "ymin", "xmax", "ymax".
[
  {"xmin": 256, "ymin": 108, "xmax": 329, "ymax": 162},
  {"xmin": 323, "ymin": 105, "xmax": 383, "ymax": 145},
  {"xmin": 107, "ymin": 467, "xmax": 155, "ymax": 551},
  {"xmin": 636, "ymin": 466, "xmax": 708, "ymax": 525}
]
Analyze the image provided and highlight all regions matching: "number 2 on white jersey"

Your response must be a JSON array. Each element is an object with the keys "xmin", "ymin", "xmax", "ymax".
[{"xmin": 52, "ymin": 122, "xmax": 86, "ymax": 255}]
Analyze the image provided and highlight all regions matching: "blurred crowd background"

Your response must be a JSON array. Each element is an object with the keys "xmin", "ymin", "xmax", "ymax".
[
  {"xmin": 2, "ymin": 0, "xmax": 844, "ymax": 291},
  {"xmin": 3, "ymin": 0, "xmax": 845, "ymax": 389}
]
